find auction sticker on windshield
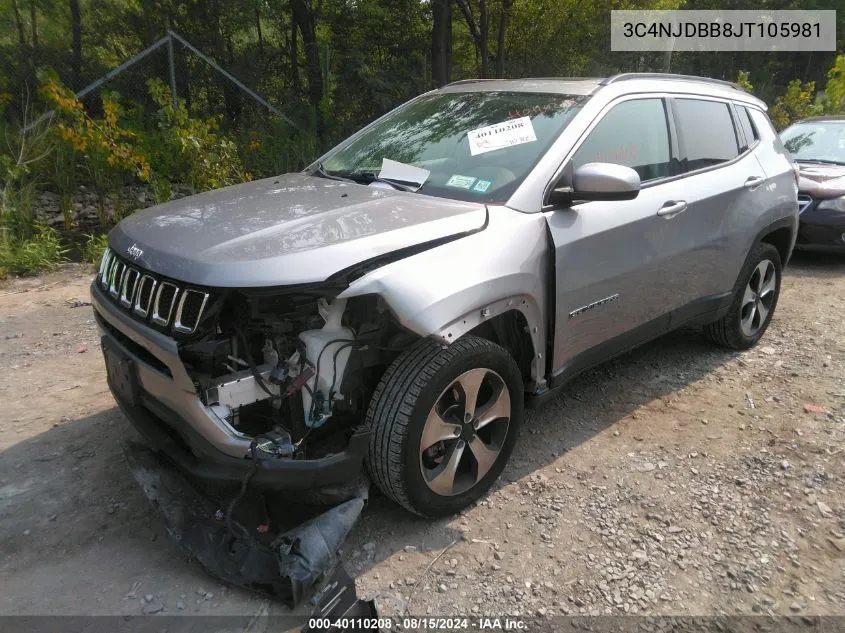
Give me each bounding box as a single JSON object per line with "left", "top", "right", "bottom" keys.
{"left": 468, "top": 116, "right": 537, "bottom": 156}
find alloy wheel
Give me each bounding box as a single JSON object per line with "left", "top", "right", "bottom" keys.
{"left": 740, "top": 259, "right": 777, "bottom": 337}
{"left": 419, "top": 368, "right": 511, "bottom": 497}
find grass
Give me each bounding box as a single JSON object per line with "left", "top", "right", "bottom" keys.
{"left": 81, "top": 232, "right": 109, "bottom": 265}
{"left": 0, "top": 225, "right": 67, "bottom": 277}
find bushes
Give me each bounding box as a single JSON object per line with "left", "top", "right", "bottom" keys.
{"left": 0, "top": 225, "right": 66, "bottom": 277}
{"left": 0, "top": 76, "right": 275, "bottom": 277}
{"left": 146, "top": 79, "right": 249, "bottom": 191}
{"left": 746, "top": 55, "right": 845, "bottom": 131}
{"left": 40, "top": 78, "right": 151, "bottom": 227}
{"left": 81, "top": 232, "right": 109, "bottom": 265}
{"left": 769, "top": 80, "right": 823, "bottom": 131}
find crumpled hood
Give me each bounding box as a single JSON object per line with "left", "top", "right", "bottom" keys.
{"left": 798, "top": 163, "right": 845, "bottom": 199}
{"left": 109, "top": 173, "right": 486, "bottom": 287}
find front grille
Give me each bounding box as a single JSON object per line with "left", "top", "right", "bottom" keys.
{"left": 798, "top": 195, "right": 813, "bottom": 213}
{"left": 97, "top": 248, "right": 213, "bottom": 336}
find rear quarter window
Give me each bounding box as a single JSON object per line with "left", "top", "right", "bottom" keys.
{"left": 736, "top": 106, "right": 759, "bottom": 150}
{"left": 674, "top": 98, "right": 740, "bottom": 171}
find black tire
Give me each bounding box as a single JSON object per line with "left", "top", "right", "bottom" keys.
{"left": 365, "top": 335, "right": 523, "bottom": 517}
{"left": 704, "top": 241, "right": 782, "bottom": 350}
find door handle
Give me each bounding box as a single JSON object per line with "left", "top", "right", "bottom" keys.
{"left": 744, "top": 176, "right": 765, "bottom": 190}
{"left": 656, "top": 200, "right": 688, "bottom": 218}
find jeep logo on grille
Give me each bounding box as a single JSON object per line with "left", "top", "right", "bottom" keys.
{"left": 127, "top": 244, "right": 144, "bottom": 260}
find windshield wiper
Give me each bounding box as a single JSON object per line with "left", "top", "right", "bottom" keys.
{"left": 795, "top": 158, "right": 845, "bottom": 166}
{"left": 311, "top": 162, "right": 357, "bottom": 183}
{"left": 312, "top": 163, "right": 421, "bottom": 192}
{"left": 345, "top": 172, "right": 421, "bottom": 192}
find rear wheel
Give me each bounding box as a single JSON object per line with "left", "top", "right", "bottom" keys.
{"left": 704, "top": 242, "right": 782, "bottom": 350}
{"left": 366, "top": 336, "right": 523, "bottom": 517}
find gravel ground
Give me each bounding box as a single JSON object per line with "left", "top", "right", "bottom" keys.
{"left": 0, "top": 252, "right": 843, "bottom": 620}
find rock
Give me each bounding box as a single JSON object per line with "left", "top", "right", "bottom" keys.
{"left": 790, "top": 601, "right": 802, "bottom": 612}
{"left": 144, "top": 594, "right": 153, "bottom": 603}
{"left": 362, "top": 541, "right": 376, "bottom": 552}
{"left": 143, "top": 601, "right": 164, "bottom": 614}
{"left": 803, "top": 403, "right": 824, "bottom": 414}
{"left": 781, "top": 461, "right": 791, "bottom": 470}
{"left": 493, "top": 551, "right": 504, "bottom": 561}
{"left": 438, "top": 584, "right": 447, "bottom": 593}
{"left": 176, "top": 601, "right": 185, "bottom": 610}
{"left": 403, "top": 545, "right": 417, "bottom": 552}
{"left": 827, "top": 537, "right": 845, "bottom": 552}
{"left": 638, "top": 463, "right": 656, "bottom": 473}
{"left": 817, "top": 501, "right": 833, "bottom": 518}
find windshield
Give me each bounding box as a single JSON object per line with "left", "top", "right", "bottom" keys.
{"left": 319, "top": 91, "right": 587, "bottom": 202}
{"left": 780, "top": 121, "right": 845, "bottom": 164}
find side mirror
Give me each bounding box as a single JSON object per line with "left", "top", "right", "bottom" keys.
{"left": 549, "top": 162, "right": 641, "bottom": 205}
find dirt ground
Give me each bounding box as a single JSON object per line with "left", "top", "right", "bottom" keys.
{"left": 1, "top": 252, "right": 843, "bottom": 621}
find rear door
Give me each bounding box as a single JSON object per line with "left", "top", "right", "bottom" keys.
{"left": 546, "top": 96, "right": 694, "bottom": 376}
{"left": 663, "top": 96, "right": 768, "bottom": 311}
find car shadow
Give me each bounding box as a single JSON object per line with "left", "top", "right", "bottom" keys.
{"left": 344, "top": 325, "right": 742, "bottom": 566}
{"left": 787, "top": 249, "right": 845, "bottom": 277}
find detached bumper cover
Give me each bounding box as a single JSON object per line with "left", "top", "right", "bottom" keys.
{"left": 124, "top": 441, "right": 373, "bottom": 610}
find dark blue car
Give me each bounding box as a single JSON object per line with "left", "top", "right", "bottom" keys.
{"left": 781, "top": 116, "right": 845, "bottom": 253}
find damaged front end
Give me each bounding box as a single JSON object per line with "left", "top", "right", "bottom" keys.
{"left": 95, "top": 265, "right": 417, "bottom": 617}
{"left": 178, "top": 283, "right": 415, "bottom": 475}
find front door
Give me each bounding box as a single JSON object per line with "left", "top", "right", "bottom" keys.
{"left": 546, "top": 96, "right": 687, "bottom": 379}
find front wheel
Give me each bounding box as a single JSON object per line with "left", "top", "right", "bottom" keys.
{"left": 704, "top": 242, "right": 782, "bottom": 350}
{"left": 365, "top": 336, "right": 523, "bottom": 517}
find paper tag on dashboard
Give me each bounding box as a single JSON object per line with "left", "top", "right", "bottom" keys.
{"left": 467, "top": 116, "right": 537, "bottom": 156}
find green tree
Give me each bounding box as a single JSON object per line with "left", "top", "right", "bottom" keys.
{"left": 769, "top": 79, "right": 822, "bottom": 130}
{"left": 821, "top": 55, "right": 845, "bottom": 114}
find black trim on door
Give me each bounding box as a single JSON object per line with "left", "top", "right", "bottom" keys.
{"left": 528, "top": 291, "right": 733, "bottom": 408}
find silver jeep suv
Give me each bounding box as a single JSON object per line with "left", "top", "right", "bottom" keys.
{"left": 92, "top": 73, "right": 798, "bottom": 517}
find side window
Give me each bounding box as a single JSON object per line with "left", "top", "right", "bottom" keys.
{"left": 571, "top": 98, "right": 673, "bottom": 182}
{"left": 736, "top": 106, "right": 759, "bottom": 150}
{"left": 674, "top": 98, "right": 740, "bottom": 171}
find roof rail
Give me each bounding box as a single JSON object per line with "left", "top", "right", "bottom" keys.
{"left": 600, "top": 73, "right": 744, "bottom": 91}
{"left": 444, "top": 78, "right": 501, "bottom": 86}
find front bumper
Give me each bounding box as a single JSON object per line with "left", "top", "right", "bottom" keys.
{"left": 91, "top": 281, "right": 368, "bottom": 491}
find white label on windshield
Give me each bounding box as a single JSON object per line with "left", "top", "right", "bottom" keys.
{"left": 446, "top": 174, "right": 476, "bottom": 189}
{"left": 467, "top": 116, "right": 537, "bottom": 156}
{"left": 378, "top": 158, "right": 431, "bottom": 188}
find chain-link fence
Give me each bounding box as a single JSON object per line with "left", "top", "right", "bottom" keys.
{"left": 34, "top": 30, "right": 317, "bottom": 178}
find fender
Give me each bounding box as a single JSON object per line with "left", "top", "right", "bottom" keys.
{"left": 338, "top": 206, "right": 550, "bottom": 388}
